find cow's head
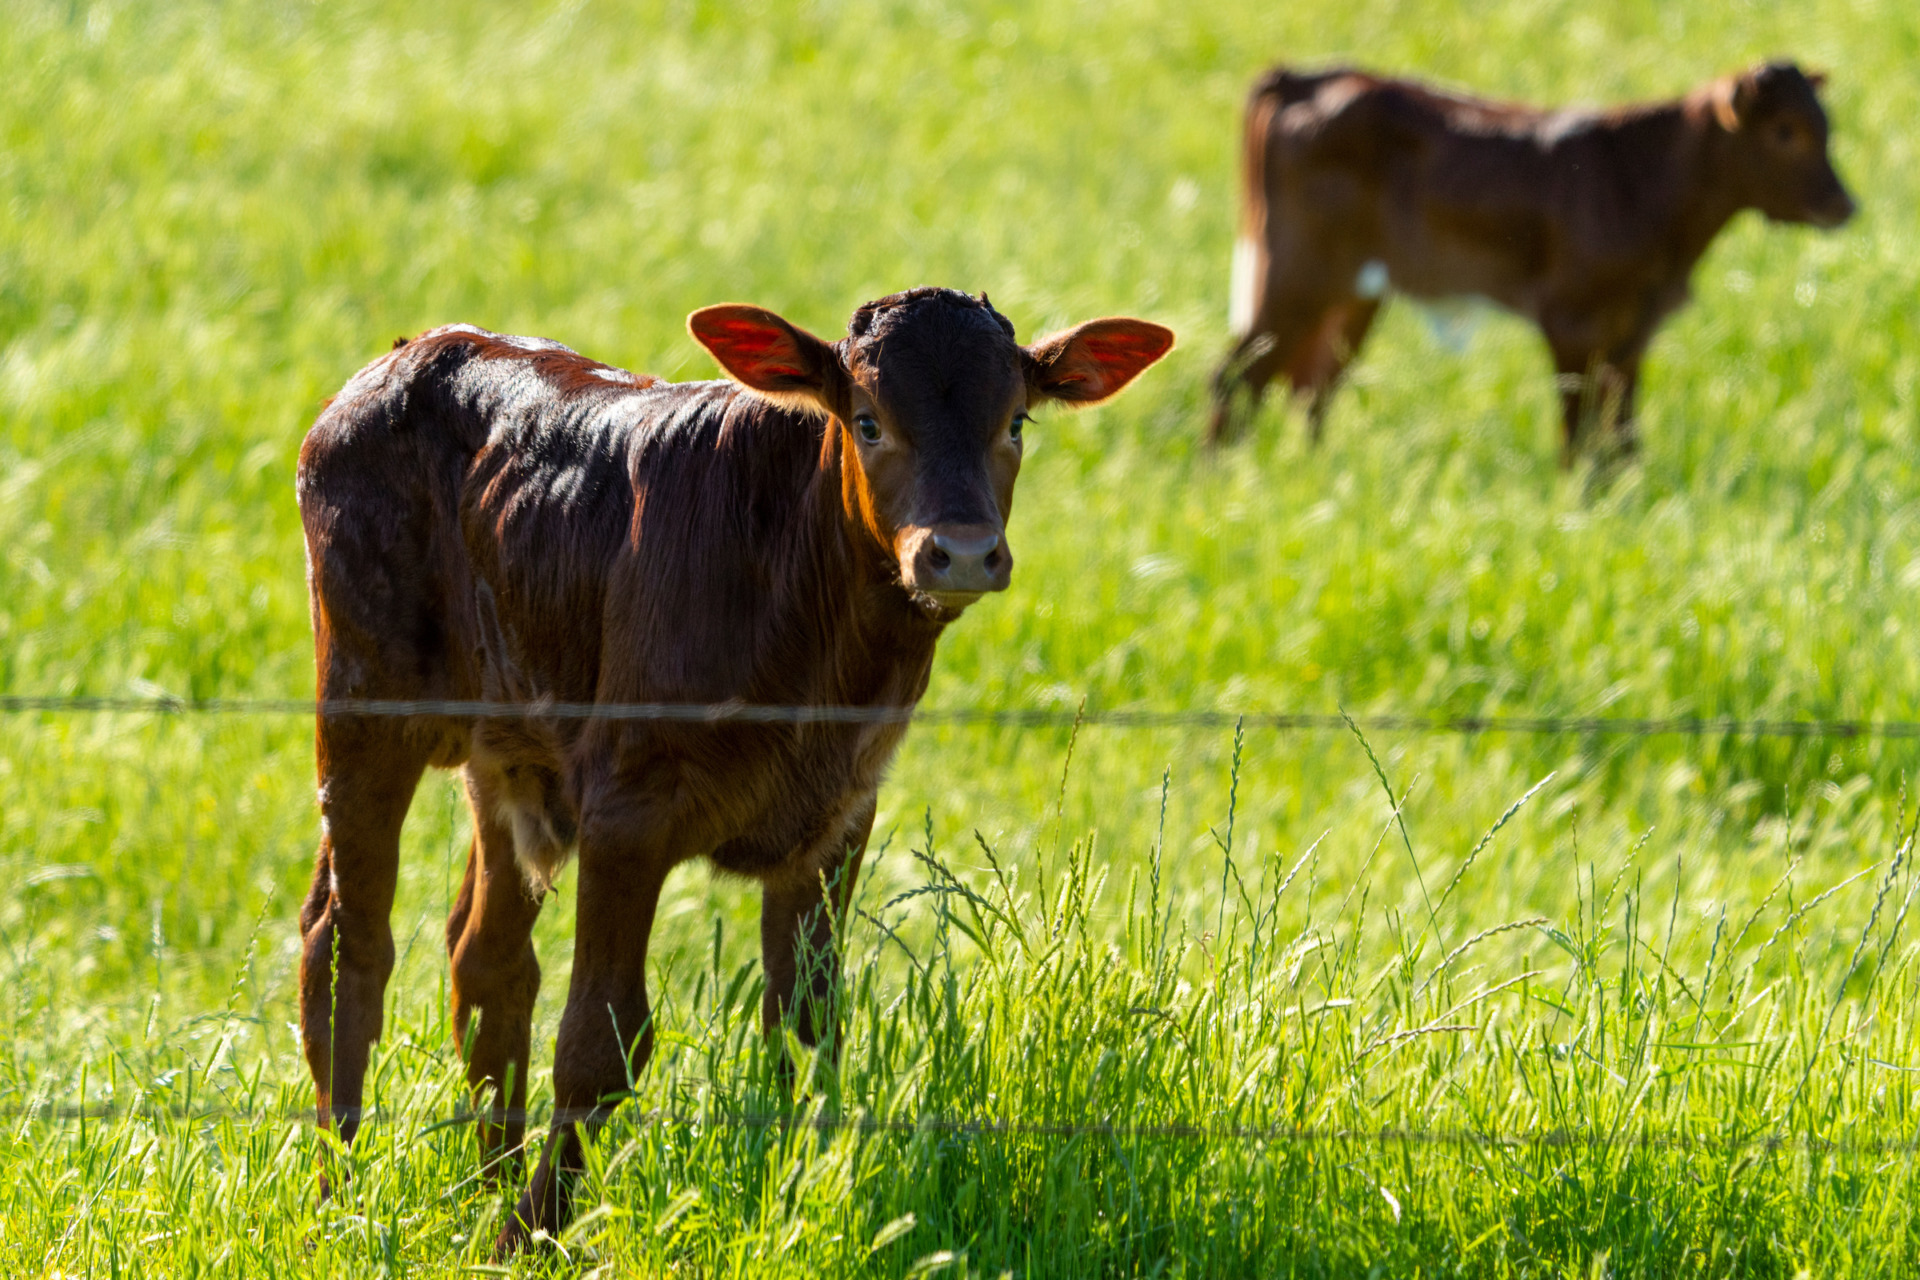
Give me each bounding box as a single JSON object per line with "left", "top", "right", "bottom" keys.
{"left": 1711, "top": 61, "right": 1855, "bottom": 229}
{"left": 690, "top": 288, "right": 1172, "bottom": 619}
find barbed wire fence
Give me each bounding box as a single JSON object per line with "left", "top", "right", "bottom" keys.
{"left": 7, "top": 692, "right": 1920, "bottom": 739}
{"left": 7, "top": 1100, "right": 1920, "bottom": 1156}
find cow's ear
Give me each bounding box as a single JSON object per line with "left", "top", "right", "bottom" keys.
{"left": 1024, "top": 318, "right": 1175, "bottom": 406}
{"left": 1712, "top": 72, "right": 1760, "bottom": 132}
{"left": 1807, "top": 68, "right": 1828, "bottom": 91}
{"left": 688, "top": 305, "right": 846, "bottom": 416}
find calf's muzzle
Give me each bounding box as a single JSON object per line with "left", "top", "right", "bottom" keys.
{"left": 1808, "top": 183, "right": 1856, "bottom": 229}
{"left": 900, "top": 523, "right": 1013, "bottom": 603}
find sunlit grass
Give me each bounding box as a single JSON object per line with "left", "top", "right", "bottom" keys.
{"left": 3, "top": 0, "right": 1920, "bottom": 1273}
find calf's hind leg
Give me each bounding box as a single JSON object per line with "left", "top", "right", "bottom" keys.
{"left": 299, "top": 718, "right": 430, "bottom": 1146}
{"left": 446, "top": 765, "right": 546, "bottom": 1176}
{"left": 1207, "top": 289, "right": 1345, "bottom": 445}
{"left": 1208, "top": 331, "right": 1278, "bottom": 445}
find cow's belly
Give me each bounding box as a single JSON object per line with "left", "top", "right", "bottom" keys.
{"left": 1384, "top": 239, "right": 1537, "bottom": 313}
{"left": 562, "top": 717, "right": 907, "bottom": 881}
{"left": 701, "top": 721, "right": 903, "bottom": 875}
{"left": 1379, "top": 198, "right": 1546, "bottom": 314}
{"left": 707, "top": 787, "right": 871, "bottom": 876}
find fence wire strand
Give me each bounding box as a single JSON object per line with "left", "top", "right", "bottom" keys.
{"left": 6, "top": 1102, "right": 1914, "bottom": 1155}
{"left": 4, "top": 693, "right": 1920, "bottom": 739}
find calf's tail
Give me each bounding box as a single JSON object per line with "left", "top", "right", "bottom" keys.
{"left": 1210, "top": 71, "right": 1308, "bottom": 443}
{"left": 1228, "top": 77, "right": 1289, "bottom": 338}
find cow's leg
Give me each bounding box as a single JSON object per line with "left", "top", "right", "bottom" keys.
{"left": 299, "top": 718, "right": 430, "bottom": 1148}
{"left": 502, "top": 817, "right": 672, "bottom": 1252}
{"left": 1590, "top": 327, "right": 1652, "bottom": 463}
{"left": 1550, "top": 350, "right": 1641, "bottom": 468}
{"left": 1543, "top": 305, "right": 1654, "bottom": 468}
{"left": 1208, "top": 331, "right": 1277, "bottom": 445}
{"left": 1543, "top": 313, "right": 1605, "bottom": 466}
{"left": 1595, "top": 357, "right": 1642, "bottom": 462}
{"left": 1207, "top": 294, "right": 1335, "bottom": 446}
{"left": 761, "top": 800, "right": 875, "bottom": 1072}
{"left": 1299, "top": 298, "right": 1382, "bottom": 444}
{"left": 446, "top": 765, "right": 545, "bottom": 1177}
{"left": 1552, "top": 358, "right": 1591, "bottom": 466}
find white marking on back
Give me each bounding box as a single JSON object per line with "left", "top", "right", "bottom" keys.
{"left": 1229, "top": 234, "right": 1262, "bottom": 336}
{"left": 494, "top": 333, "right": 567, "bottom": 353}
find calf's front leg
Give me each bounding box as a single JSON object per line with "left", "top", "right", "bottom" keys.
{"left": 1554, "top": 360, "right": 1643, "bottom": 468}
{"left": 760, "top": 800, "right": 875, "bottom": 1067}
{"left": 1543, "top": 310, "right": 1651, "bottom": 468}
{"left": 499, "top": 816, "right": 672, "bottom": 1253}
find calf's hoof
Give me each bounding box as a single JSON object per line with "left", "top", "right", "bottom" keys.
{"left": 494, "top": 1175, "right": 566, "bottom": 1257}
{"left": 493, "top": 1216, "right": 536, "bottom": 1257}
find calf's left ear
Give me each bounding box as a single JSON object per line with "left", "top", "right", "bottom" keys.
{"left": 688, "top": 305, "right": 847, "bottom": 417}
{"left": 1024, "top": 318, "right": 1176, "bottom": 406}
{"left": 1711, "top": 73, "right": 1758, "bottom": 132}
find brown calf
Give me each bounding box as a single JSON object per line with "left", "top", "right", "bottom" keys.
{"left": 295, "top": 288, "right": 1171, "bottom": 1249}
{"left": 1207, "top": 61, "right": 1854, "bottom": 461}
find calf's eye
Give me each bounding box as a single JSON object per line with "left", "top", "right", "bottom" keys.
{"left": 1010, "top": 412, "right": 1029, "bottom": 443}
{"left": 854, "top": 413, "right": 881, "bottom": 443}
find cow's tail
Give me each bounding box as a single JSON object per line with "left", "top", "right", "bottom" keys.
{"left": 1229, "top": 81, "right": 1280, "bottom": 337}
{"left": 1211, "top": 68, "right": 1350, "bottom": 443}
{"left": 1229, "top": 69, "right": 1336, "bottom": 335}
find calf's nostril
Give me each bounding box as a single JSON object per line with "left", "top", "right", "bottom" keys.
{"left": 927, "top": 545, "right": 951, "bottom": 572}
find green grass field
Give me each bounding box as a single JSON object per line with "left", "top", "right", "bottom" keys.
{"left": 5, "top": 0, "right": 1920, "bottom": 1274}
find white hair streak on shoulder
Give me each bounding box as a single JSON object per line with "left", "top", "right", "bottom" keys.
{"left": 736, "top": 385, "right": 832, "bottom": 421}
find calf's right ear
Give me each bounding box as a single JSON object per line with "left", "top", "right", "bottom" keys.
{"left": 1024, "top": 318, "right": 1176, "bottom": 407}
{"left": 688, "top": 305, "right": 847, "bottom": 418}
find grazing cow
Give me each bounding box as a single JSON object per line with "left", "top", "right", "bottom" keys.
{"left": 1207, "top": 61, "right": 1855, "bottom": 461}
{"left": 295, "top": 288, "right": 1171, "bottom": 1249}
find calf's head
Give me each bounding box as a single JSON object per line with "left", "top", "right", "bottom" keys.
{"left": 1712, "top": 61, "right": 1855, "bottom": 229}
{"left": 690, "top": 287, "right": 1172, "bottom": 617}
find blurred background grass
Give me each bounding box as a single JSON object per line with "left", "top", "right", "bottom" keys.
{"left": 3, "top": 0, "right": 1919, "bottom": 1273}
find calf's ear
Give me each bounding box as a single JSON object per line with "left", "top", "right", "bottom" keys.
{"left": 1712, "top": 71, "right": 1760, "bottom": 132}
{"left": 1024, "top": 318, "right": 1176, "bottom": 406}
{"left": 688, "top": 305, "right": 846, "bottom": 417}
